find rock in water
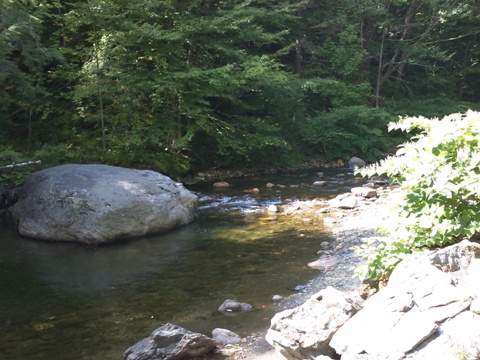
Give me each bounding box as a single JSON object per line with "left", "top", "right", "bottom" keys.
{"left": 218, "top": 299, "right": 253, "bottom": 314}
{"left": 11, "top": 164, "right": 198, "bottom": 244}
{"left": 211, "top": 328, "right": 242, "bottom": 345}
{"left": 124, "top": 323, "right": 216, "bottom": 360}
{"left": 307, "top": 255, "right": 342, "bottom": 271}
{"left": 347, "top": 156, "right": 366, "bottom": 169}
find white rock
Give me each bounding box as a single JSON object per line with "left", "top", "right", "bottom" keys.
{"left": 351, "top": 187, "right": 377, "bottom": 198}
{"left": 212, "top": 328, "right": 242, "bottom": 345}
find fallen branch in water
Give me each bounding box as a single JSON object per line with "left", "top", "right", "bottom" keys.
{"left": 0, "top": 160, "right": 41, "bottom": 171}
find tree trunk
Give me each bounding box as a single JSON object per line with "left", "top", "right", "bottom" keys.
{"left": 375, "top": 0, "right": 419, "bottom": 105}
{"left": 92, "top": 22, "right": 106, "bottom": 153}
{"left": 295, "top": 38, "right": 303, "bottom": 75}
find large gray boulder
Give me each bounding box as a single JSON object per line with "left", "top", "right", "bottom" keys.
{"left": 11, "top": 164, "right": 198, "bottom": 244}
{"left": 266, "top": 286, "right": 363, "bottom": 359}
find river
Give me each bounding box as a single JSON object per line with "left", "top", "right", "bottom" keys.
{"left": 0, "top": 168, "right": 359, "bottom": 360}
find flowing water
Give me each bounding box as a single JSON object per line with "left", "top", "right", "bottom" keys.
{"left": 0, "top": 168, "right": 359, "bottom": 360}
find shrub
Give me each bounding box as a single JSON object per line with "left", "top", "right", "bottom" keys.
{"left": 300, "top": 106, "right": 394, "bottom": 162}
{"left": 356, "top": 110, "right": 480, "bottom": 283}
{"left": 0, "top": 149, "right": 30, "bottom": 187}
{"left": 33, "top": 144, "right": 82, "bottom": 168}
{"left": 0, "top": 145, "right": 82, "bottom": 187}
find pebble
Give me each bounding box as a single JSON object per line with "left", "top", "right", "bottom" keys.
{"left": 292, "top": 285, "right": 306, "bottom": 292}
{"left": 320, "top": 241, "right": 330, "bottom": 249}
{"left": 272, "top": 295, "right": 284, "bottom": 302}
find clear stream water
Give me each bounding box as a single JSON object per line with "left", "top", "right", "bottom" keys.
{"left": 0, "top": 169, "right": 359, "bottom": 360}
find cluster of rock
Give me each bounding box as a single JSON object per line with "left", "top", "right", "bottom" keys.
{"left": 207, "top": 157, "right": 368, "bottom": 192}
{"left": 182, "top": 156, "right": 358, "bottom": 185}
{"left": 266, "top": 240, "right": 480, "bottom": 360}
{"left": 124, "top": 323, "right": 216, "bottom": 360}
{"left": 123, "top": 324, "right": 246, "bottom": 360}
{"left": 124, "top": 299, "right": 253, "bottom": 360}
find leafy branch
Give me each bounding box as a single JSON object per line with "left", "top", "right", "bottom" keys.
{"left": 356, "top": 110, "right": 480, "bottom": 283}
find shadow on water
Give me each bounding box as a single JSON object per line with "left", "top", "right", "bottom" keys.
{"left": 0, "top": 168, "right": 360, "bottom": 360}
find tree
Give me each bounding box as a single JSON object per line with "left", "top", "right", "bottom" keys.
{"left": 357, "top": 0, "right": 477, "bottom": 107}
{"left": 62, "top": 0, "right": 303, "bottom": 174}
{"left": 0, "top": 0, "right": 62, "bottom": 148}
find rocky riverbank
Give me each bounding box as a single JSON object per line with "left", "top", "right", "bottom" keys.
{"left": 181, "top": 157, "right": 346, "bottom": 185}
{"left": 215, "top": 186, "right": 390, "bottom": 359}
{"left": 222, "top": 183, "right": 480, "bottom": 360}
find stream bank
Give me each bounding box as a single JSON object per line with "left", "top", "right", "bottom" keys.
{"left": 181, "top": 157, "right": 346, "bottom": 185}
{"left": 214, "top": 186, "right": 390, "bottom": 360}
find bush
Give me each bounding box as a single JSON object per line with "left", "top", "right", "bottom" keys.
{"left": 300, "top": 106, "right": 394, "bottom": 162}
{"left": 33, "top": 144, "right": 82, "bottom": 168}
{"left": 0, "top": 149, "right": 32, "bottom": 187}
{"left": 0, "top": 145, "right": 82, "bottom": 187}
{"left": 356, "top": 110, "right": 480, "bottom": 283}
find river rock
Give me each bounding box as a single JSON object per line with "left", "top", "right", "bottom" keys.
{"left": 218, "top": 299, "right": 253, "bottom": 314}
{"left": 329, "top": 194, "right": 358, "bottom": 209}
{"left": 267, "top": 205, "right": 279, "bottom": 213}
{"left": 266, "top": 286, "right": 363, "bottom": 359}
{"left": 11, "top": 164, "right": 198, "bottom": 244}
{"left": 347, "top": 157, "right": 366, "bottom": 169}
{"left": 213, "top": 181, "right": 230, "bottom": 188}
{"left": 212, "top": 328, "right": 242, "bottom": 345}
{"left": 350, "top": 187, "right": 377, "bottom": 198}
{"left": 124, "top": 323, "right": 216, "bottom": 360}
{"left": 272, "top": 295, "right": 284, "bottom": 302}
{"left": 307, "top": 255, "right": 342, "bottom": 271}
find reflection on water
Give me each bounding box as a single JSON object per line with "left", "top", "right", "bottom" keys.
{"left": 0, "top": 169, "right": 358, "bottom": 360}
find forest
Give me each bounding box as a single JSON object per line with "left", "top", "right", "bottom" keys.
{"left": 1, "top": 0, "right": 480, "bottom": 180}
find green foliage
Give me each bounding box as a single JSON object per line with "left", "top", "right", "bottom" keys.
{"left": 385, "top": 97, "right": 480, "bottom": 119}
{"left": 0, "top": 145, "right": 81, "bottom": 187}
{"left": 300, "top": 106, "right": 394, "bottom": 161}
{"left": 357, "top": 110, "right": 480, "bottom": 282}
{"left": 33, "top": 144, "right": 81, "bottom": 168}
{"left": 0, "top": 0, "right": 64, "bottom": 140}
{"left": 1, "top": 0, "right": 479, "bottom": 178}
{"left": 302, "top": 79, "right": 370, "bottom": 111}
{"left": 60, "top": 0, "right": 304, "bottom": 174}
{"left": 0, "top": 149, "right": 36, "bottom": 187}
